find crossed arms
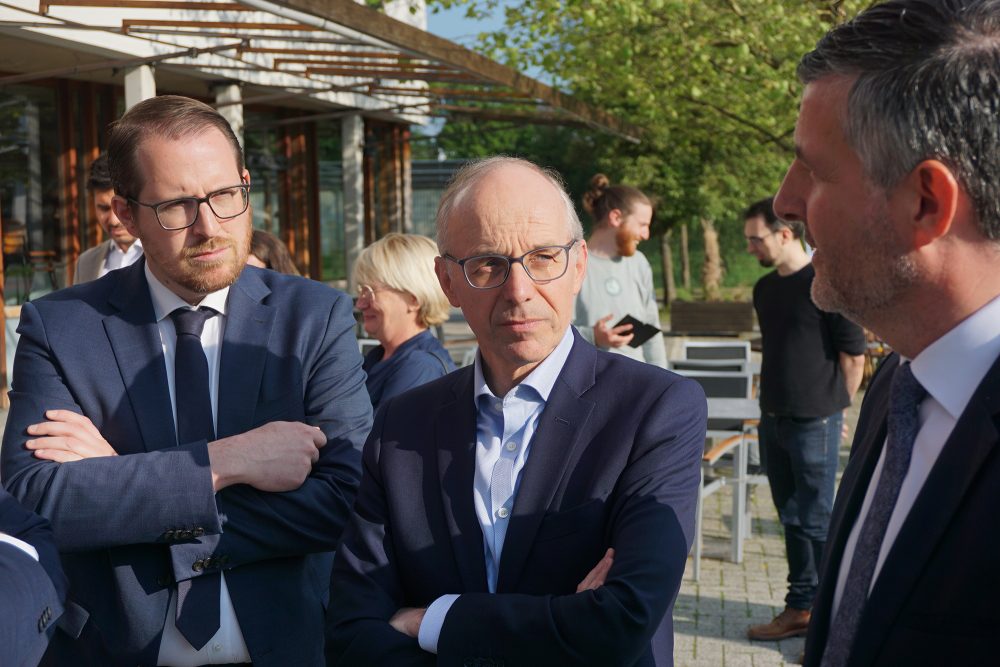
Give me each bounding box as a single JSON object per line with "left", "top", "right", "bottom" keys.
{"left": 1, "top": 294, "right": 371, "bottom": 571}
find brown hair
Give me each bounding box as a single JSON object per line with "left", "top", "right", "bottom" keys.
{"left": 581, "top": 173, "right": 651, "bottom": 226}
{"left": 251, "top": 230, "right": 300, "bottom": 276}
{"left": 107, "top": 95, "right": 244, "bottom": 200}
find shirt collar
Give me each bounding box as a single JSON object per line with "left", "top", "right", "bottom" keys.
{"left": 473, "top": 326, "right": 575, "bottom": 403}
{"left": 910, "top": 293, "right": 1000, "bottom": 419}
{"left": 108, "top": 238, "right": 143, "bottom": 256}
{"left": 144, "top": 261, "right": 231, "bottom": 323}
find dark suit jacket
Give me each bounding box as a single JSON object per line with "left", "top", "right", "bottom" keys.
{"left": 1, "top": 260, "right": 373, "bottom": 666}
{"left": 326, "top": 331, "right": 706, "bottom": 666}
{"left": 804, "top": 352, "right": 1000, "bottom": 666}
{"left": 0, "top": 489, "right": 66, "bottom": 667}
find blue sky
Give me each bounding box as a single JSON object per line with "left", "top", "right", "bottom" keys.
{"left": 426, "top": 2, "right": 508, "bottom": 45}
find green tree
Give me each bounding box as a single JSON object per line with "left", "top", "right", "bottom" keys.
{"left": 426, "top": 0, "right": 866, "bottom": 297}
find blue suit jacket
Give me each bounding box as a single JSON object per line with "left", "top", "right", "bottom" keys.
{"left": 327, "top": 331, "right": 706, "bottom": 666}
{"left": 1, "top": 260, "right": 372, "bottom": 666}
{"left": 0, "top": 489, "right": 66, "bottom": 667}
{"left": 804, "top": 353, "right": 1000, "bottom": 666}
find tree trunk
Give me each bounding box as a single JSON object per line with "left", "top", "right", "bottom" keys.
{"left": 680, "top": 222, "right": 691, "bottom": 291}
{"left": 660, "top": 229, "right": 676, "bottom": 304}
{"left": 701, "top": 217, "right": 723, "bottom": 301}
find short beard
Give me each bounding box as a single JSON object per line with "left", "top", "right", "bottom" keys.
{"left": 810, "top": 208, "right": 918, "bottom": 325}
{"left": 615, "top": 226, "right": 639, "bottom": 257}
{"left": 757, "top": 258, "right": 774, "bottom": 268}
{"left": 173, "top": 222, "right": 251, "bottom": 295}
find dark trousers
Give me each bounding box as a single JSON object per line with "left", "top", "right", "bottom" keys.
{"left": 759, "top": 412, "right": 842, "bottom": 610}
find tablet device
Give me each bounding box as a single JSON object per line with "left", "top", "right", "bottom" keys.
{"left": 613, "top": 314, "right": 661, "bottom": 348}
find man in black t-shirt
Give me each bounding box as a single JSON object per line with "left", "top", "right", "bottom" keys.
{"left": 743, "top": 197, "right": 866, "bottom": 642}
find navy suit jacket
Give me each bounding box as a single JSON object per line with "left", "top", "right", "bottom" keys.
{"left": 0, "top": 489, "right": 66, "bottom": 667}
{"left": 327, "top": 331, "right": 706, "bottom": 666}
{"left": 804, "top": 352, "right": 1000, "bottom": 666}
{"left": 1, "top": 260, "right": 372, "bottom": 666}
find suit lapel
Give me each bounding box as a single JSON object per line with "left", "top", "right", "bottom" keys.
{"left": 435, "top": 367, "right": 489, "bottom": 593}
{"left": 103, "top": 260, "right": 177, "bottom": 452}
{"left": 496, "top": 334, "right": 597, "bottom": 593}
{"left": 849, "top": 353, "right": 1000, "bottom": 666}
{"left": 216, "top": 271, "right": 275, "bottom": 438}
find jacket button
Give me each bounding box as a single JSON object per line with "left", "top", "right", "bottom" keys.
{"left": 163, "top": 530, "right": 175, "bottom": 540}
{"left": 192, "top": 559, "right": 204, "bottom": 572}
{"left": 192, "top": 527, "right": 204, "bottom": 537}
{"left": 179, "top": 529, "right": 193, "bottom": 540}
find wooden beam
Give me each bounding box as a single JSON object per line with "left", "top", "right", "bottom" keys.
{"left": 41, "top": 0, "right": 246, "bottom": 11}
{"left": 121, "top": 19, "right": 318, "bottom": 32}
{"left": 371, "top": 84, "right": 531, "bottom": 100}
{"left": 263, "top": 0, "right": 640, "bottom": 142}
{"left": 242, "top": 46, "right": 410, "bottom": 58}
{"left": 274, "top": 58, "right": 452, "bottom": 71}
{"left": 305, "top": 67, "right": 479, "bottom": 83}
{"left": 0, "top": 41, "right": 243, "bottom": 86}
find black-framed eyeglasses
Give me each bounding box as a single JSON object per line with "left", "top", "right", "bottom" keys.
{"left": 443, "top": 240, "right": 578, "bottom": 289}
{"left": 128, "top": 183, "right": 251, "bottom": 231}
{"left": 745, "top": 231, "right": 776, "bottom": 246}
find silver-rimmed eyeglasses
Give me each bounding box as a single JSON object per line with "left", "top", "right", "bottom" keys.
{"left": 128, "top": 183, "right": 251, "bottom": 231}
{"left": 443, "top": 240, "right": 578, "bottom": 289}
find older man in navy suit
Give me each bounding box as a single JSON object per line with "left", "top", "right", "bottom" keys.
{"left": 772, "top": 1, "right": 1000, "bottom": 665}
{"left": 326, "top": 157, "right": 706, "bottom": 666}
{"left": 1, "top": 95, "right": 371, "bottom": 666}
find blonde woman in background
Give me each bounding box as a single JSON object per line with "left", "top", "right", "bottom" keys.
{"left": 354, "top": 233, "right": 456, "bottom": 409}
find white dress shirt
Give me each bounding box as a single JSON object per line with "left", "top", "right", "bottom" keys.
{"left": 0, "top": 533, "right": 39, "bottom": 560}
{"left": 145, "top": 265, "right": 251, "bottom": 666}
{"left": 417, "top": 327, "right": 576, "bottom": 654}
{"left": 831, "top": 294, "right": 1000, "bottom": 617}
{"left": 99, "top": 239, "right": 143, "bottom": 277}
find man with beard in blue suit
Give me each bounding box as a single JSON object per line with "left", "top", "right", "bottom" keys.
{"left": 1, "top": 95, "right": 371, "bottom": 666}
{"left": 773, "top": 1, "right": 1000, "bottom": 664}
{"left": 327, "top": 157, "right": 706, "bottom": 666}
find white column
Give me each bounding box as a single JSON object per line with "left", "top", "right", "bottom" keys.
{"left": 123, "top": 65, "right": 156, "bottom": 110}
{"left": 213, "top": 82, "right": 244, "bottom": 149}
{"left": 342, "top": 113, "right": 365, "bottom": 289}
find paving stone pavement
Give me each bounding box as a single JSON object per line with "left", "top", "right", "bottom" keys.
{"left": 674, "top": 397, "right": 864, "bottom": 667}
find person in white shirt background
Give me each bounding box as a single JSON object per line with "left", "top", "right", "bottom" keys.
{"left": 73, "top": 152, "right": 143, "bottom": 284}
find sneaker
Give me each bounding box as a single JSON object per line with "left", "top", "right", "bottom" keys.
{"left": 746, "top": 606, "right": 810, "bottom": 641}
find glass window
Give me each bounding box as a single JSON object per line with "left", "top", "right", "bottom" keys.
{"left": 244, "top": 111, "right": 284, "bottom": 235}
{"left": 316, "top": 121, "right": 344, "bottom": 282}
{"left": 0, "top": 85, "right": 62, "bottom": 304}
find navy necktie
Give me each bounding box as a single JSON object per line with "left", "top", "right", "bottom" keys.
{"left": 170, "top": 307, "right": 220, "bottom": 650}
{"left": 822, "top": 361, "right": 926, "bottom": 667}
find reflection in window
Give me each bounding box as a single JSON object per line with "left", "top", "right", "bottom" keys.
{"left": 0, "top": 85, "right": 62, "bottom": 304}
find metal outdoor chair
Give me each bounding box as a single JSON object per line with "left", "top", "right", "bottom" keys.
{"left": 673, "top": 368, "right": 761, "bottom": 580}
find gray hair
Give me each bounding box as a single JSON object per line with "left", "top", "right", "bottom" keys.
{"left": 435, "top": 156, "right": 584, "bottom": 253}
{"left": 798, "top": 0, "right": 1000, "bottom": 240}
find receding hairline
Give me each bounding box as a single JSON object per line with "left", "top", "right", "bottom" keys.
{"left": 130, "top": 125, "right": 245, "bottom": 196}
{"left": 440, "top": 161, "right": 578, "bottom": 248}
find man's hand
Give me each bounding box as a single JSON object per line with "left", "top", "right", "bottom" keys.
{"left": 26, "top": 410, "right": 118, "bottom": 462}
{"left": 593, "top": 314, "right": 634, "bottom": 349}
{"left": 208, "top": 421, "right": 326, "bottom": 492}
{"left": 389, "top": 607, "right": 426, "bottom": 638}
{"left": 576, "top": 547, "right": 615, "bottom": 592}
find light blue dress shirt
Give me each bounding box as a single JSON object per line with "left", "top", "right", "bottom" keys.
{"left": 417, "top": 327, "right": 576, "bottom": 653}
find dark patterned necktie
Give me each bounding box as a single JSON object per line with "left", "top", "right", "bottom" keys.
{"left": 821, "top": 361, "right": 926, "bottom": 667}
{"left": 170, "top": 307, "right": 220, "bottom": 649}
